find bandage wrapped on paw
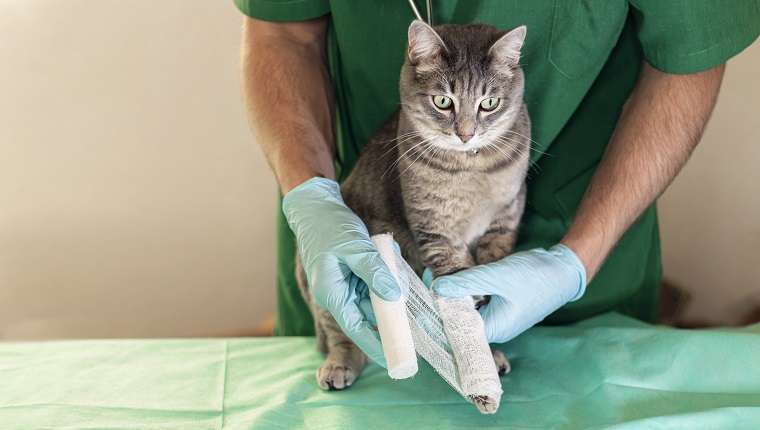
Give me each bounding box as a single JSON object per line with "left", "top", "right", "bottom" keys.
{"left": 369, "top": 234, "right": 503, "bottom": 414}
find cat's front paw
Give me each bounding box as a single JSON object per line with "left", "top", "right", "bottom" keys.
{"left": 469, "top": 395, "right": 500, "bottom": 414}
{"left": 316, "top": 359, "right": 358, "bottom": 391}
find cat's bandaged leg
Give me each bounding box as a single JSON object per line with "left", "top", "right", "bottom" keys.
{"left": 370, "top": 233, "right": 503, "bottom": 413}
{"left": 436, "top": 296, "right": 503, "bottom": 413}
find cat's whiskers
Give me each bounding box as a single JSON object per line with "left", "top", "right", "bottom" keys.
{"left": 381, "top": 137, "right": 432, "bottom": 179}
{"left": 491, "top": 136, "right": 529, "bottom": 158}
{"left": 379, "top": 131, "right": 421, "bottom": 146}
{"left": 492, "top": 137, "right": 542, "bottom": 174}
{"left": 394, "top": 139, "right": 436, "bottom": 181}
{"left": 422, "top": 144, "right": 447, "bottom": 179}
{"left": 393, "top": 140, "right": 435, "bottom": 181}
{"left": 487, "top": 141, "right": 534, "bottom": 180}
{"left": 490, "top": 135, "right": 524, "bottom": 151}
{"left": 494, "top": 134, "right": 551, "bottom": 157}
{"left": 485, "top": 141, "right": 517, "bottom": 165}
{"left": 491, "top": 138, "right": 532, "bottom": 167}
{"left": 502, "top": 130, "right": 549, "bottom": 155}
{"left": 377, "top": 132, "right": 424, "bottom": 160}
{"left": 408, "top": 138, "right": 444, "bottom": 180}
{"left": 379, "top": 133, "right": 423, "bottom": 153}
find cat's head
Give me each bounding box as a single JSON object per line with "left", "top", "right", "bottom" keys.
{"left": 400, "top": 21, "right": 527, "bottom": 153}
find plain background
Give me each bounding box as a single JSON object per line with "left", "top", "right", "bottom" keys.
{"left": 1, "top": 1, "right": 758, "bottom": 339}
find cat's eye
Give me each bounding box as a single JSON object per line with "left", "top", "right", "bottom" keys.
{"left": 433, "top": 95, "right": 452, "bottom": 109}
{"left": 480, "top": 98, "right": 500, "bottom": 111}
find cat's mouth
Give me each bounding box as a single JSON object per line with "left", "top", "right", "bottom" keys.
{"left": 434, "top": 136, "right": 485, "bottom": 152}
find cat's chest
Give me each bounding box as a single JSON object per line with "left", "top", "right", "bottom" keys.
{"left": 461, "top": 207, "right": 497, "bottom": 247}
{"left": 406, "top": 170, "right": 521, "bottom": 242}
{"left": 460, "top": 178, "right": 516, "bottom": 242}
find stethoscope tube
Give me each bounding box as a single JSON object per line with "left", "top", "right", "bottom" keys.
{"left": 406, "top": 0, "right": 433, "bottom": 26}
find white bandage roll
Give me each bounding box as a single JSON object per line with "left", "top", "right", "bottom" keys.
{"left": 370, "top": 234, "right": 418, "bottom": 380}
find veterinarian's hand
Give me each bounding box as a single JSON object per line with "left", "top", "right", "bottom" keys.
{"left": 283, "top": 177, "right": 400, "bottom": 367}
{"left": 432, "top": 245, "right": 587, "bottom": 343}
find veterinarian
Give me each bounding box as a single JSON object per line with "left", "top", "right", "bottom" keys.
{"left": 236, "top": 0, "right": 760, "bottom": 363}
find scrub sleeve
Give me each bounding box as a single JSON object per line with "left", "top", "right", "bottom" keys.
{"left": 235, "top": 0, "right": 760, "bottom": 335}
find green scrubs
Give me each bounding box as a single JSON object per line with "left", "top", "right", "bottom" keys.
{"left": 235, "top": 0, "right": 760, "bottom": 335}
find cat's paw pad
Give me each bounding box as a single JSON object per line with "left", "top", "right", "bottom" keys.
{"left": 316, "top": 360, "right": 357, "bottom": 391}
{"left": 492, "top": 349, "right": 511, "bottom": 376}
{"left": 470, "top": 395, "right": 500, "bottom": 414}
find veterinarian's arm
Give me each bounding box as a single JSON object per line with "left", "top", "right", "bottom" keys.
{"left": 241, "top": 16, "right": 400, "bottom": 366}
{"left": 562, "top": 61, "right": 725, "bottom": 280}
{"left": 241, "top": 16, "right": 335, "bottom": 194}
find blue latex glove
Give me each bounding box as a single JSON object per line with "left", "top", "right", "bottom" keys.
{"left": 431, "top": 245, "right": 587, "bottom": 344}
{"left": 282, "top": 177, "right": 400, "bottom": 367}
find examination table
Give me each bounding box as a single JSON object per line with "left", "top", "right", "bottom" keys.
{"left": 1, "top": 312, "right": 758, "bottom": 429}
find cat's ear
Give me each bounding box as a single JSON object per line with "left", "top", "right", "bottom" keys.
{"left": 489, "top": 25, "right": 526, "bottom": 66}
{"left": 407, "top": 20, "right": 446, "bottom": 63}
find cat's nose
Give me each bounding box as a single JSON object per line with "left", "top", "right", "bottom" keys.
{"left": 458, "top": 134, "right": 474, "bottom": 143}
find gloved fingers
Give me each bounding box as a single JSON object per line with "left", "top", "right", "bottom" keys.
{"left": 339, "top": 242, "right": 401, "bottom": 302}
{"left": 334, "top": 302, "right": 387, "bottom": 368}
{"left": 432, "top": 264, "right": 510, "bottom": 297}
{"left": 357, "top": 296, "right": 377, "bottom": 327}
{"left": 421, "top": 267, "right": 434, "bottom": 288}
{"left": 350, "top": 273, "right": 369, "bottom": 297}
{"left": 309, "top": 260, "right": 387, "bottom": 366}
{"left": 308, "top": 257, "right": 348, "bottom": 310}
{"left": 481, "top": 314, "right": 505, "bottom": 344}
{"left": 350, "top": 276, "right": 377, "bottom": 326}
{"left": 479, "top": 299, "right": 513, "bottom": 344}
{"left": 431, "top": 277, "right": 485, "bottom": 298}
{"left": 353, "top": 325, "right": 387, "bottom": 368}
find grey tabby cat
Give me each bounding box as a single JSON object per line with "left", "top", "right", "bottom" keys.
{"left": 296, "top": 20, "right": 530, "bottom": 409}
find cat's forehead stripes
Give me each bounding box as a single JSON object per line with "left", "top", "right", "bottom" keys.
{"left": 429, "top": 65, "right": 496, "bottom": 106}
{"left": 421, "top": 46, "right": 510, "bottom": 102}
{"left": 434, "top": 24, "right": 515, "bottom": 96}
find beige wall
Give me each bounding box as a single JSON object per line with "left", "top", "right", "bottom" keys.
{"left": 0, "top": 1, "right": 278, "bottom": 339}
{"left": 1, "top": 2, "right": 758, "bottom": 339}
{"left": 659, "top": 40, "right": 760, "bottom": 325}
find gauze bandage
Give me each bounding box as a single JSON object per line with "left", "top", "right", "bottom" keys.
{"left": 370, "top": 234, "right": 502, "bottom": 412}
